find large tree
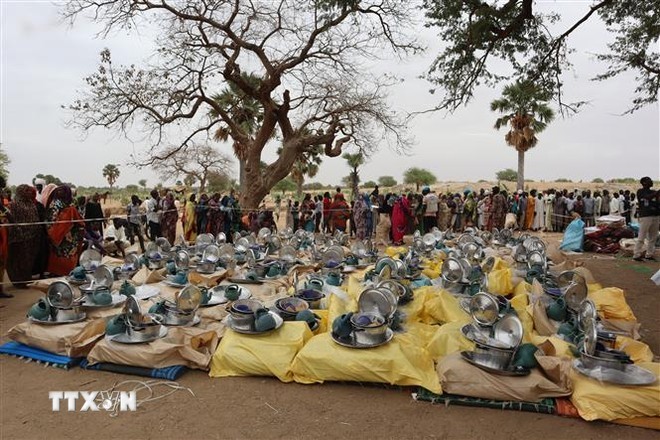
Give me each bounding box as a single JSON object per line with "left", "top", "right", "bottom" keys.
{"left": 151, "top": 143, "right": 233, "bottom": 194}
{"left": 422, "top": 1, "right": 659, "bottom": 114}
{"left": 378, "top": 175, "right": 397, "bottom": 187}
{"left": 403, "top": 167, "right": 436, "bottom": 191}
{"left": 102, "top": 164, "right": 120, "bottom": 188}
{"left": 63, "top": 1, "right": 416, "bottom": 209}
{"left": 491, "top": 80, "right": 555, "bottom": 191}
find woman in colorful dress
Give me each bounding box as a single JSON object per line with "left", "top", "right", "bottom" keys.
{"left": 330, "top": 194, "right": 350, "bottom": 232}
{"left": 524, "top": 190, "right": 536, "bottom": 230}
{"left": 391, "top": 194, "right": 411, "bottom": 245}
{"left": 45, "top": 185, "right": 84, "bottom": 276}
{"left": 352, "top": 194, "right": 369, "bottom": 240}
{"left": 160, "top": 192, "right": 178, "bottom": 245}
{"left": 207, "top": 193, "right": 224, "bottom": 236}
{"left": 7, "top": 185, "right": 42, "bottom": 287}
{"left": 182, "top": 193, "right": 197, "bottom": 241}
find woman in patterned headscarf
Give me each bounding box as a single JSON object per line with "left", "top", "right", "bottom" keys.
{"left": 7, "top": 185, "right": 42, "bottom": 287}
{"left": 0, "top": 176, "right": 10, "bottom": 298}
{"left": 46, "top": 185, "right": 85, "bottom": 276}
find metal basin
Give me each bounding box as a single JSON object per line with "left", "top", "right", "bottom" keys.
{"left": 472, "top": 344, "right": 515, "bottom": 370}
{"left": 295, "top": 289, "right": 325, "bottom": 309}
{"left": 350, "top": 312, "right": 388, "bottom": 345}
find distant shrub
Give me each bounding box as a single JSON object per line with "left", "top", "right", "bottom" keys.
{"left": 555, "top": 178, "right": 573, "bottom": 183}
{"left": 591, "top": 178, "right": 604, "bottom": 183}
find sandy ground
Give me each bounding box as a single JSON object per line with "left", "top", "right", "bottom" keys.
{"left": 1, "top": 234, "right": 659, "bottom": 440}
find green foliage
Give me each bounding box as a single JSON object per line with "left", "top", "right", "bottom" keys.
{"left": 403, "top": 167, "right": 437, "bottom": 190}
{"left": 138, "top": 179, "right": 147, "bottom": 188}
{"left": 496, "top": 169, "right": 518, "bottom": 182}
{"left": 102, "top": 164, "right": 120, "bottom": 188}
{"left": 555, "top": 178, "right": 573, "bottom": 183}
{"left": 273, "top": 177, "right": 297, "bottom": 194}
{"left": 33, "top": 173, "right": 62, "bottom": 185}
{"left": 362, "top": 181, "right": 377, "bottom": 188}
{"left": 343, "top": 152, "right": 365, "bottom": 193}
{"left": 206, "top": 171, "right": 233, "bottom": 194}
{"left": 608, "top": 177, "right": 637, "bottom": 184}
{"left": 591, "top": 177, "right": 605, "bottom": 183}
{"left": 303, "top": 182, "right": 326, "bottom": 191}
{"left": 0, "top": 145, "right": 10, "bottom": 180}
{"left": 422, "top": 1, "right": 657, "bottom": 113}
{"left": 125, "top": 184, "right": 138, "bottom": 192}
{"left": 378, "top": 176, "right": 397, "bottom": 187}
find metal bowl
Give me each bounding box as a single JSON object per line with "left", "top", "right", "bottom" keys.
{"left": 295, "top": 289, "right": 325, "bottom": 309}
{"left": 202, "top": 244, "right": 221, "bottom": 263}
{"left": 126, "top": 313, "right": 163, "bottom": 339}
{"left": 279, "top": 245, "right": 297, "bottom": 263}
{"left": 175, "top": 250, "right": 190, "bottom": 271}
{"left": 578, "top": 299, "right": 597, "bottom": 331}
{"left": 155, "top": 237, "right": 172, "bottom": 253}
{"left": 123, "top": 295, "right": 143, "bottom": 327}
{"left": 51, "top": 305, "right": 85, "bottom": 321}
{"left": 274, "top": 297, "right": 309, "bottom": 321}
{"left": 228, "top": 299, "right": 263, "bottom": 330}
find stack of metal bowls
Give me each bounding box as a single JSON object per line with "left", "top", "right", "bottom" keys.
{"left": 227, "top": 299, "right": 264, "bottom": 331}
{"left": 460, "top": 292, "right": 525, "bottom": 373}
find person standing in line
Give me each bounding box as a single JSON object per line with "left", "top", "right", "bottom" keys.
{"left": 630, "top": 193, "right": 638, "bottom": 222}
{"left": 421, "top": 186, "right": 439, "bottom": 233}
{"left": 533, "top": 191, "right": 544, "bottom": 231}
{"left": 593, "top": 191, "right": 602, "bottom": 219}
{"left": 146, "top": 189, "right": 162, "bottom": 240}
{"left": 127, "top": 195, "right": 146, "bottom": 252}
{"left": 314, "top": 195, "right": 323, "bottom": 233}
{"left": 609, "top": 192, "right": 621, "bottom": 215}
{"left": 491, "top": 187, "right": 507, "bottom": 230}
{"left": 633, "top": 177, "right": 659, "bottom": 262}
{"left": 524, "top": 191, "right": 535, "bottom": 230}
{"left": 601, "top": 190, "right": 611, "bottom": 216}
{"left": 7, "top": 185, "right": 42, "bottom": 288}
{"left": 583, "top": 191, "right": 595, "bottom": 227}
{"left": 322, "top": 192, "right": 332, "bottom": 233}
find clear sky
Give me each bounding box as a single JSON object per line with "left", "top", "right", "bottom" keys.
{"left": 1, "top": 1, "right": 658, "bottom": 189}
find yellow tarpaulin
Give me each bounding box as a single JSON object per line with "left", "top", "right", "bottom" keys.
{"left": 291, "top": 333, "right": 442, "bottom": 394}
{"left": 209, "top": 322, "right": 313, "bottom": 382}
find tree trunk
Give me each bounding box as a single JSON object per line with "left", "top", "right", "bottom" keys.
{"left": 517, "top": 149, "right": 525, "bottom": 191}
{"left": 296, "top": 179, "right": 303, "bottom": 200}
{"left": 238, "top": 160, "right": 246, "bottom": 196}
{"left": 199, "top": 177, "right": 206, "bottom": 194}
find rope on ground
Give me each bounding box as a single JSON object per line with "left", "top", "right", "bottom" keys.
{"left": 102, "top": 379, "right": 195, "bottom": 417}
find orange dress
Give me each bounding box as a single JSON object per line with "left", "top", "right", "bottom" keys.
{"left": 47, "top": 206, "right": 84, "bottom": 276}
{"left": 524, "top": 196, "right": 536, "bottom": 230}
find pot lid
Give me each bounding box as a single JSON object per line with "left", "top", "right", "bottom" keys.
{"left": 47, "top": 281, "right": 74, "bottom": 308}
{"left": 155, "top": 237, "right": 171, "bottom": 253}
{"left": 176, "top": 285, "right": 201, "bottom": 313}
{"left": 493, "top": 314, "right": 523, "bottom": 348}
{"left": 123, "top": 295, "right": 142, "bottom": 327}
{"left": 175, "top": 250, "right": 190, "bottom": 270}
{"left": 215, "top": 232, "right": 227, "bottom": 245}
{"left": 578, "top": 299, "right": 598, "bottom": 331}
{"left": 79, "top": 248, "right": 102, "bottom": 269}
{"left": 358, "top": 288, "right": 395, "bottom": 319}
{"left": 202, "top": 244, "right": 220, "bottom": 263}
{"left": 469, "top": 292, "right": 499, "bottom": 326}
{"left": 93, "top": 265, "right": 114, "bottom": 288}
{"left": 441, "top": 257, "right": 464, "bottom": 283}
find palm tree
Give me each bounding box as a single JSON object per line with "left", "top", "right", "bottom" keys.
{"left": 290, "top": 146, "right": 323, "bottom": 199}
{"left": 490, "top": 80, "right": 555, "bottom": 191}
{"left": 343, "top": 152, "right": 365, "bottom": 199}
{"left": 102, "top": 164, "right": 120, "bottom": 189}
{"left": 209, "top": 73, "right": 263, "bottom": 194}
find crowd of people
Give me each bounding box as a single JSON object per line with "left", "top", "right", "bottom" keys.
{"left": 0, "top": 175, "right": 657, "bottom": 299}
{"left": 283, "top": 180, "right": 659, "bottom": 257}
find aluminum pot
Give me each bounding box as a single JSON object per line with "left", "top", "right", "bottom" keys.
{"left": 51, "top": 305, "right": 85, "bottom": 322}
{"left": 227, "top": 299, "right": 263, "bottom": 330}
{"left": 472, "top": 344, "right": 515, "bottom": 370}
{"left": 127, "top": 313, "right": 163, "bottom": 340}
{"left": 350, "top": 312, "right": 388, "bottom": 345}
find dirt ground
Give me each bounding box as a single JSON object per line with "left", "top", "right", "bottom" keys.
{"left": 1, "top": 234, "right": 659, "bottom": 440}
